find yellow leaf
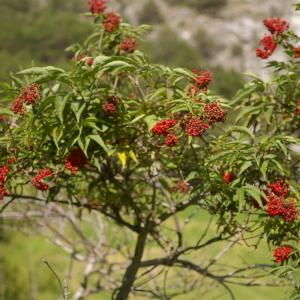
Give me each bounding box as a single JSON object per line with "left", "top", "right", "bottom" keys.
{"left": 128, "top": 150, "right": 138, "bottom": 163}
{"left": 118, "top": 152, "right": 127, "bottom": 168}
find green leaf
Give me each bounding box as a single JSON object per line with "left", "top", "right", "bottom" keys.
{"left": 236, "top": 188, "right": 245, "bottom": 210}
{"left": 144, "top": 114, "right": 157, "bottom": 130}
{"left": 17, "top": 67, "right": 48, "bottom": 75}
{"left": 235, "top": 106, "right": 262, "bottom": 124}
{"left": 231, "top": 83, "right": 262, "bottom": 105}
{"left": 243, "top": 184, "right": 263, "bottom": 208}
{"left": 130, "top": 114, "right": 145, "bottom": 124}
{"left": 238, "top": 161, "right": 253, "bottom": 176}
{"left": 229, "top": 126, "right": 255, "bottom": 140}
{"left": 89, "top": 134, "right": 109, "bottom": 154}
{"left": 0, "top": 107, "right": 14, "bottom": 116}
{"left": 55, "top": 96, "right": 68, "bottom": 124}
{"left": 173, "top": 68, "right": 195, "bottom": 79}
{"left": 51, "top": 127, "right": 63, "bottom": 150}
{"left": 71, "top": 101, "right": 86, "bottom": 123}
{"left": 102, "top": 61, "right": 135, "bottom": 70}
{"left": 260, "top": 160, "right": 269, "bottom": 180}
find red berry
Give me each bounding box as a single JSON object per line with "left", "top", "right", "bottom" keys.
{"left": 223, "top": 172, "right": 234, "bottom": 184}
{"left": 86, "top": 57, "right": 94, "bottom": 66}
{"left": 88, "top": 0, "right": 106, "bottom": 14}
{"left": 0, "top": 165, "right": 9, "bottom": 186}
{"left": 204, "top": 102, "right": 226, "bottom": 124}
{"left": 164, "top": 133, "right": 179, "bottom": 147}
{"left": 186, "top": 117, "right": 209, "bottom": 137}
{"left": 294, "top": 47, "right": 300, "bottom": 59}
{"left": 7, "top": 156, "right": 16, "bottom": 165}
{"left": 103, "top": 12, "right": 121, "bottom": 32}
{"left": 65, "top": 148, "right": 88, "bottom": 174}
{"left": 119, "top": 37, "right": 137, "bottom": 53}
{"left": 268, "top": 178, "right": 289, "bottom": 197}
{"left": 103, "top": 102, "right": 117, "bottom": 114}
{"left": 21, "top": 83, "right": 40, "bottom": 105}
{"left": 152, "top": 119, "right": 177, "bottom": 136}
{"left": 282, "top": 200, "right": 298, "bottom": 223}
{"left": 256, "top": 35, "right": 277, "bottom": 59}
{"left": 11, "top": 97, "right": 26, "bottom": 115}
{"left": 193, "top": 69, "right": 213, "bottom": 88}
{"left": 32, "top": 168, "right": 53, "bottom": 191}
{"left": 175, "top": 180, "right": 190, "bottom": 193}
{"left": 266, "top": 193, "right": 285, "bottom": 217}
{"left": 273, "top": 246, "right": 293, "bottom": 263}
{"left": 263, "top": 17, "right": 289, "bottom": 35}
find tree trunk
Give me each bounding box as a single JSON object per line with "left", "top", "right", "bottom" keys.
{"left": 115, "top": 226, "right": 148, "bottom": 300}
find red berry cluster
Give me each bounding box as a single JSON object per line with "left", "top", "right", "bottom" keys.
{"left": 11, "top": 84, "right": 40, "bottom": 115}
{"left": 266, "top": 179, "right": 298, "bottom": 222}
{"left": 152, "top": 119, "right": 177, "bottom": 135}
{"left": 11, "top": 97, "right": 26, "bottom": 115}
{"left": 283, "top": 201, "right": 299, "bottom": 223}
{"left": 266, "top": 193, "right": 285, "bottom": 216}
{"left": 193, "top": 69, "right": 213, "bottom": 87}
{"left": 273, "top": 245, "right": 293, "bottom": 263}
{"left": 103, "top": 96, "right": 119, "bottom": 115}
{"left": 0, "top": 115, "right": 5, "bottom": 122}
{"left": 86, "top": 57, "right": 94, "bottom": 66}
{"left": 88, "top": 0, "right": 106, "bottom": 14}
{"left": 152, "top": 100, "right": 226, "bottom": 147}
{"left": 174, "top": 180, "right": 191, "bottom": 193}
{"left": 256, "top": 17, "right": 289, "bottom": 59}
{"left": 263, "top": 17, "right": 289, "bottom": 35}
{"left": 294, "top": 47, "right": 300, "bottom": 59}
{"left": 0, "top": 165, "right": 9, "bottom": 201}
{"left": 194, "top": 69, "right": 213, "bottom": 90}
{"left": 152, "top": 119, "right": 178, "bottom": 147}
{"left": 65, "top": 148, "right": 88, "bottom": 174}
{"left": 256, "top": 35, "right": 277, "bottom": 59}
{"left": 204, "top": 102, "right": 226, "bottom": 124}
{"left": 103, "top": 102, "right": 117, "bottom": 114}
{"left": 21, "top": 83, "right": 40, "bottom": 105}
{"left": 187, "top": 69, "right": 213, "bottom": 97}
{"left": 186, "top": 117, "right": 209, "bottom": 137}
{"left": 268, "top": 178, "right": 289, "bottom": 197}
{"left": 164, "top": 133, "right": 179, "bottom": 147}
{"left": 223, "top": 171, "right": 234, "bottom": 184}
{"left": 7, "top": 156, "right": 16, "bottom": 165}
{"left": 119, "top": 37, "right": 137, "bottom": 53}
{"left": 32, "top": 168, "right": 53, "bottom": 191}
{"left": 296, "top": 100, "right": 300, "bottom": 115}
{"left": 103, "top": 12, "right": 121, "bottom": 32}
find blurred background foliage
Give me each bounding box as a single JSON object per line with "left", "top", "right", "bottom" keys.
{"left": 0, "top": 0, "right": 243, "bottom": 98}
{"left": 165, "top": 0, "right": 228, "bottom": 15}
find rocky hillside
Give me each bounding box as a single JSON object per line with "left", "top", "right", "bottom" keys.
{"left": 112, "top": 0, "right": 300, "bottom": 76}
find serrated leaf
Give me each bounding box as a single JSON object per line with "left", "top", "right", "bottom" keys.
{"left": 243, "top": 184, "right": 263, "bottom": 208}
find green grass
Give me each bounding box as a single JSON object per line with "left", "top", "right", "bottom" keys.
{"left": 0, "top": 207, "right": 292, "bottom": 300}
